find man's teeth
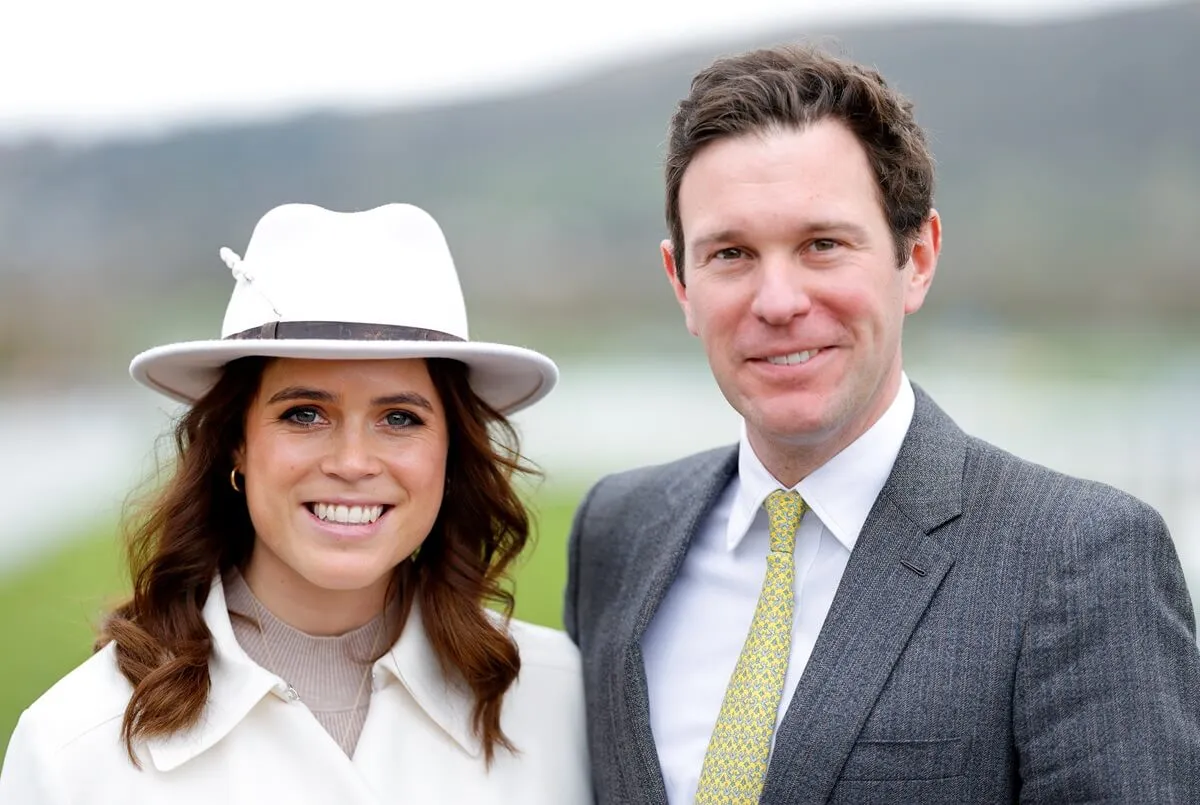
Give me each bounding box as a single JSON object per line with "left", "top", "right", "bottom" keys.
{"left": 312, "top": 503, "right": 385, "bottom": 525}
{"left": 766, "top": 350, "right": 818, "bottom": 366}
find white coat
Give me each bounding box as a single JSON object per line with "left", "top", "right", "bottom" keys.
{"left": 0, "top": 577, "right": 592, "bottom": 804}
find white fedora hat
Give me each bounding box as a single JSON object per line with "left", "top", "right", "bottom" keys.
{"left": 130, "top": 202, "right": 558, "bottom": 414}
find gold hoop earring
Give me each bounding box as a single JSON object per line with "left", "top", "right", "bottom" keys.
{"left": 230, "top": 468, "right": 243, "bottom": 493}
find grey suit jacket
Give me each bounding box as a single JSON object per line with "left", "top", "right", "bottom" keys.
{"left": 564, "top": 386, "right": 1200, "bottom": 803}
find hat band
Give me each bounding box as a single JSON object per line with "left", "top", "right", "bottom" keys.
{"left": 227, "top": 321, "right": 466, "bottom": 342}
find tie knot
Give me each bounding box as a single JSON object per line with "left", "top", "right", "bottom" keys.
{"left": 764, "top": 489, "right": 805, "bottom": 553}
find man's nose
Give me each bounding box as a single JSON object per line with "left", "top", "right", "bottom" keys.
{"left": 749, "top": 256, "right": 813, "bottom": 325}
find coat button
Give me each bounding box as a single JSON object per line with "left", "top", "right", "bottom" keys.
{"left": 284, "top": 686, "right": 300, "bottom": 702}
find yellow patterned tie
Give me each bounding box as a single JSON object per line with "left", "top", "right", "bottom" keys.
{"left": 694, "top": 489, "right": 806, "bottom": 804}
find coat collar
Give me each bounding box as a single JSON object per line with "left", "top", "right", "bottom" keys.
{"left": 882, "top": 382, "right": 967, "bottom": 533}
{"left": 146, "top": 578, "right": 482, "bottom": 771}
{"left": 145, "top": 576, "right": 280, "bottom": 771}
{"left": 373, "top": 599, "right": 484, "bottom": 758}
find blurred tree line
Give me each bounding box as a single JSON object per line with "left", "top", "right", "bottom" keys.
{"left": 0, "top": 3, "right": 1197, "bottom": 384}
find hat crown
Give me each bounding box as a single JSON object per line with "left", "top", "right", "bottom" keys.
{"left": 219, "top": 203, "right": 469, "bottom": 339}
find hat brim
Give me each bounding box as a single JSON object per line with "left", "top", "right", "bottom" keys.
{"left": 130, "top": 338, "right": 558, "bottom": 414}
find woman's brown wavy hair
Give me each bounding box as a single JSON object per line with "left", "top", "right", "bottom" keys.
{"left": 98, "top": 356, "right": 535, "bottom": 765}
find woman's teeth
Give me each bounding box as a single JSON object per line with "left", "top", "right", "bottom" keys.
{"left": 311, "top": 503, "right": 384, "bottom": 524}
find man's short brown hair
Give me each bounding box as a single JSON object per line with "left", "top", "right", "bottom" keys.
{"left": 665, "top": 44, "right": 935, "bottom": 280}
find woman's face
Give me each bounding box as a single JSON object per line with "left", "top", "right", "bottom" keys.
{"left": 236, "top": 358, "right": 449, "bottom": 616}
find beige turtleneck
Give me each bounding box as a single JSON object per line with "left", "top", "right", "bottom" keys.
{"left": 223, "top": 570, "right": 386, "bottom": 756}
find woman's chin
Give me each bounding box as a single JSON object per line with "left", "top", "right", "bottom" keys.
{"left": 298, "top": 558, "right": 399, "bottom": 595}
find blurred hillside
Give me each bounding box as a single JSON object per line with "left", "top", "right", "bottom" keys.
{"left": 0, "top": 3, "right": 1197, "bottom": 384}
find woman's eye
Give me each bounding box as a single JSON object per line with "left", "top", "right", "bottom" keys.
{"left": 385, "top": 411, "right": 420, "bottom": 428}
{"left": 283, "top": 407, "right": 321, "bottom": 425}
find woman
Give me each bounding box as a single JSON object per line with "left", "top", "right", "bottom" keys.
{"left": 0, "top": 203, "right": 591, "bottom": 803}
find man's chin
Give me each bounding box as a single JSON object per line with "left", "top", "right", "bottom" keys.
{"left": 746, "top": 408, "right": 837, "bottom": 448}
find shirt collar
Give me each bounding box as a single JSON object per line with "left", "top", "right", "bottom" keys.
{"left": 725, "top": 373, "right": 916, "bottom": 552}
{"left": 146, "top": 579, "right": 484, "bottom": 771}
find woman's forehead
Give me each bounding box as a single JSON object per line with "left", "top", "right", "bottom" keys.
{"left": 256, "top": 357, "right": 438, "bottom": 400}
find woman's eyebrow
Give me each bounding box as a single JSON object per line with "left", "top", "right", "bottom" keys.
{"left": 266, "top": 386, "right": 336, "bottom": 405}
{"left": 372, "top": 392, "right": 434, "bottom": 411}
{"left": 264, "top": 388, "right": 433, "bottom": 411}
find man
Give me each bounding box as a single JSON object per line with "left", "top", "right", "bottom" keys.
{"left": 563, "top": 45, "right": 1200, "bottom": 803}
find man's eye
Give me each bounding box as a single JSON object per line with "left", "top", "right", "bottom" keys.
{"left": 812, "top": 239, "right": 839, "bottom": 252}
{"left": 714, "top": 248, "right": 745, "bottom": 261}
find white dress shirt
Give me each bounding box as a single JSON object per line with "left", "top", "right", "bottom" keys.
{"left": 642, "top": 375, "right": 915, "bottom": 803}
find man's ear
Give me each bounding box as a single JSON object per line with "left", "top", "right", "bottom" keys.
{"left": 662, "top": 240, "right": 698, "bottom": 336}
{"left": 903, "top": 210, "right": 941, "bottom": 315}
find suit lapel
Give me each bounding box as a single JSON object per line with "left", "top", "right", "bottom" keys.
{"left": 627, "top": 447, "right": 739, "bottom": 644}
{"left": 616, "top": 446, "right": 738, "bottom": 804}
{"left": 762, "top": 387, "right": 968, "bottom": 803}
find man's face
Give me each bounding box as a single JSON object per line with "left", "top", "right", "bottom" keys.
{"left": 664, "top": 120, "right": 939, "bottom": 476}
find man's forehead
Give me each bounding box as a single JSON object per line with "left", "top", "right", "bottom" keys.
{"left": 677, "top": 126, "right": 884, "bottom": 241}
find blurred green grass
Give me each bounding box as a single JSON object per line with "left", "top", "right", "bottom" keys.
{"left": 0, "top": 485, "right": 584, "bottom": 762}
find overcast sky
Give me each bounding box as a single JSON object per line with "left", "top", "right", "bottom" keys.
{"left": 0, "top": 0, "right": 1174, "bottom": 142}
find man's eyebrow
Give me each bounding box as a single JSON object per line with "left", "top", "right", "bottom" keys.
{"left": 690, "top": 229, "right": 744, "bottom": 254}
{"left": 800, "top": 221, "right": 871, "bottom": 240}
{"left": 690, "top": 221, "right": 871, "bottom": 253}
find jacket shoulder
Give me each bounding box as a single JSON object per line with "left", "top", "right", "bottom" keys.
{"left": 19, "top": 643, "right": 130, "bottom": 752}
{"left": 583, "top": 444, "right": 736, "bottom": 510}
{"left": 908, "top": 385, "right": 1163, "bottom": 528}
{"left": 963, "top": 433, "right": 1164, "bottom": 524}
